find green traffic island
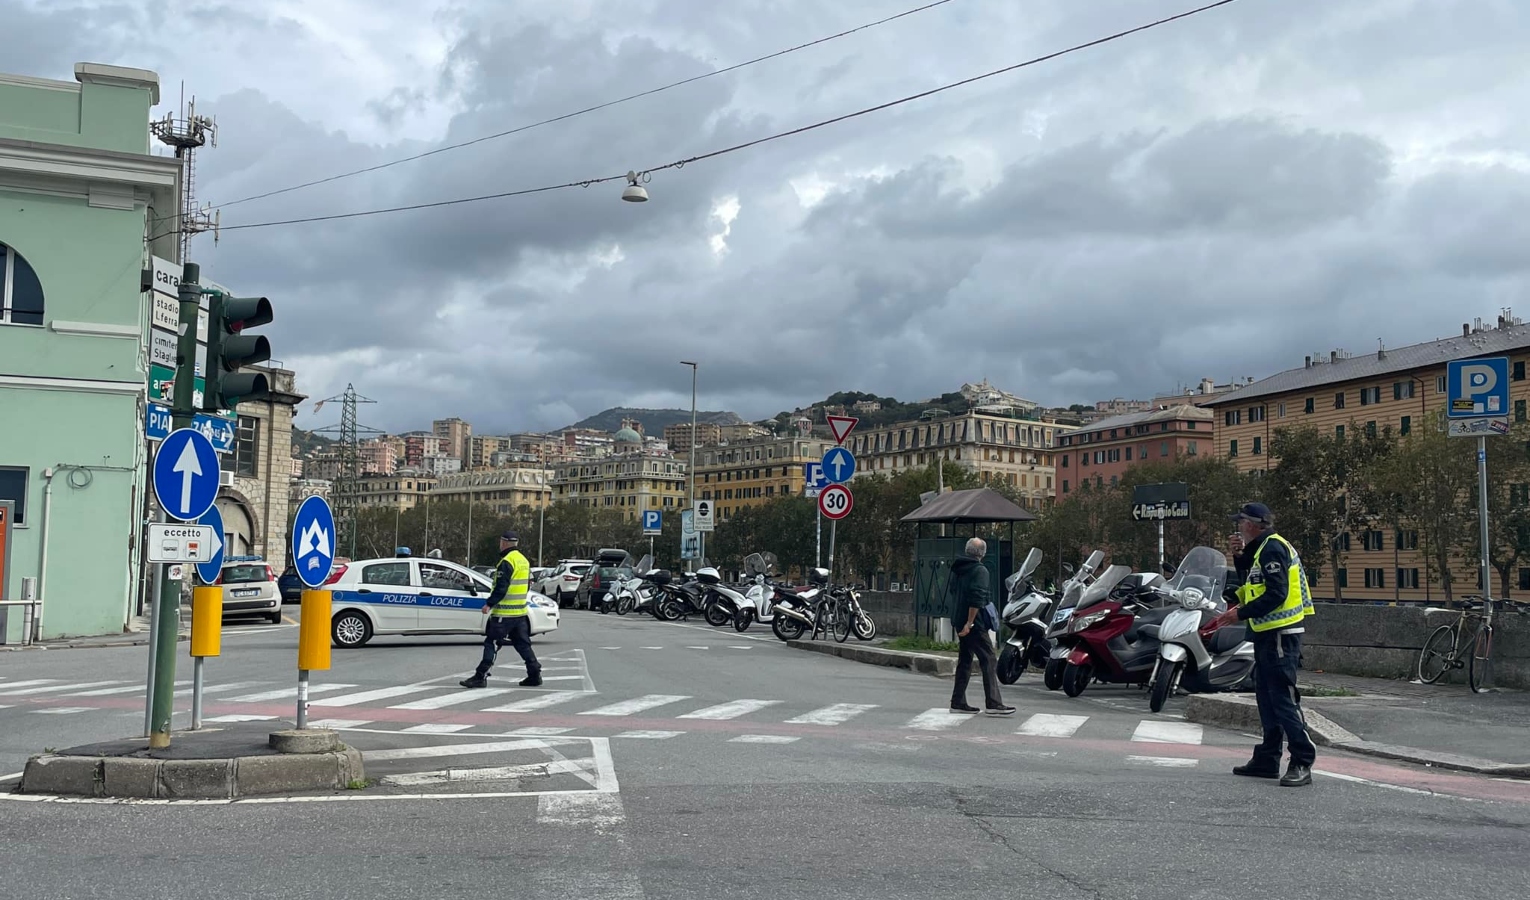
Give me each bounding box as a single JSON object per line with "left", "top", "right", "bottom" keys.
{"left": 786, "top": 634, "right": 958, "bottom": 676}
{"left": 13, "top": 723, "right": 364, "bottom": 800}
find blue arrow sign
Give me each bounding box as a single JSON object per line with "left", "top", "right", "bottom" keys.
{"left": 1447, "top": 357, "right": 1510, "bottom": 419}
{"left": 804, "top": 462, "right": 828, "bottom": 496}
{"left": 196, "top": 505, "right": 226, "bottom": 584}
{"left": 292, "top": 495, "right": 336, "bottom": 589}
{"left": 642, "top": 510, "right": 662, "bottom": 535}
{"left": 146, "top": 403, "right": 236, "bottom": 453}
{"left": 153, "top": 428, "right": 221, "bottom": 521}
{"left": 821, "top": 447, "right": 856, "bottom": 484}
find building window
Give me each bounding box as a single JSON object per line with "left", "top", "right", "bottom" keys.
{"left": 0, "top": 466, "right": 28, "bottom": 524}
{"left": 1304, "top": 397, "right": 1315, "bottom": 414}
{"left": 1362, "top": 530, "right": 1385, "bottom": 551}
{"left": 1518, "top": 400, "right": 1527, "bottom": 423}
{"left": 1336, "top": 568, "right": 1348, "bottom": 588}
{"left": 1359, "top": 387, "right": 1381, "bottom": 405}
{"left": 1249, "top": 406, "right": 1265, "bottom": 423}
{"left": 0, "top": 243, "right": 46, "bottom": 326}
{"left": 234, "top": 416, "right": 260, "bottom": 477}
{"left": 1401, "top": 416, "right": 1412, "bottom": 436}
{"left": 1186, "top": 441, "right": 1197, "bottom": 456}
{"left": 1517, "top": 361, "right": 1527, "bottom": 382}
{"left": 1436, "top": 375, "right": 1446, "bottom": 394}
{"left": 1336, "top": 532, "right": 1351, "bottom": 552}
{"left": 1397, "top": 568, "right": 1420, "bottom": 590}
{"left": 1393, "top": 381, "right": 1415, "bottom": 400}
{"left": 1224, "top": 410, "right": 1242, "bottom": 426}
{"left": 1366, "top": 421, "right": 1377, "bottom": 437}
{"left": 1364, "top": 568, "right": 1385, "bottom": 589}
{"left": 1253, "top": 436, "right": 1262, "bottom": 455}
{"left": 1061, "top": 455, "right": 1069, "bottom": 468}
{"left": 1396, "top": 529, "right": 1419, "bottom": 550}
{"left": 1229, "top": 439, "right": 1239, "bottom": 457}
{"left": 1277, "top": 403, "right": 1286, "bottom": 418}
{"left": 1511, "top": 484, "right": 1530, "bottom": 507}
{"left": 1336, "top": 425, "right": 1345, "bottom": 440}
{"left": 1334, "top": 392, "right": 1346, "bottom": 409}
{"left": 1160, "top": 441, "right": 1169, "bottom": 457}
{"left": 1520, "top": 568, "right": 1530, "bottom": 592}
{"left": 1061, "top": 480, "right": 1069, "bottom": 494}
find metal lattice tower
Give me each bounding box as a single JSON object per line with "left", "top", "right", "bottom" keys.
{"left": 315, "top": 384, "right": 383, "bottom": 558}
{"left": 150, "top": 89, "right": 220, "bottom": 258}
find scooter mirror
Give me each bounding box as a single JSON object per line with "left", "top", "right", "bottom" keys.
{"left": 1061, "top": 563, "right": 1075, "bottom": 577}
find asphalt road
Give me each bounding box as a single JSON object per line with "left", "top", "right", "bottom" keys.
{"left": 2, "top": 607, "right": 1528, "bottom": 900}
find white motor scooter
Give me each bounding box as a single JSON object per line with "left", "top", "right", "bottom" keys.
{"left": 1147, "top": 546, "right": 1255, "bottom": 711}
{"left": 997, "top": 548, "right": 1054, "bottom": 684}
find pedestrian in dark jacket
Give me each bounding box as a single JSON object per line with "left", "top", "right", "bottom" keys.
{"left": 949, "top": 538, "right": 1015, "bottom": 716}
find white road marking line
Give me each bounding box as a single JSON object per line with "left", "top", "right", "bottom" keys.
{"left": 905, "top": 708, "right": 971, "bottom": 731}
{"left": 1316, "top": 770, "right": 1448, "bottom": 797}
{"left": 601, "top": 646, "right": 621, "bottom": 650}
{"left": 0, "top": 705, "right": 10, "bottom": 710}
{"left": 537, "top": 791, "right": 626, "bottom": 829}
{"left": 32, "top": 707, "right": 96, "bottom": 715}
{"left": 1131, "top": 721, "right": 1203, "bottom": 745}
{"left": 226, "top": 683, "right": 358, "bottom": 703}
{"left": 729, "top": 735, "right": 799, "bottom": 744}
{"left": 62, "top": 685, "right": 148, "bottom": 697}
{"left": 727, "top": 646, "right": 752, "bottom": 650}
{"left": 640, "top": 646, "right": 664, "bottom": 650}
{"left": 310, "top": 683, "right": 444, "bottom": 708}
{"left": 614, "top": 730, "right": 683, "bottom": 739}
{"left": 785, "top": 703, "right": 878, "bottom": 726}
{"left": 385, "top": 759, "right": 592, "bottom": 786}
{"left": 1127, "top": 755, "right": 1199, "bottom": 767}
{"left": 0, "top": 771, "right": 22, "bottom": 782}
{"left": 537, "top": 675, "right": 586, "bottom": 682}
{"left": 389, "top": 688, "right": 516, "bottom": 710}
{"left": 307, "top": 719, "right": 371, "bottom": 729}
{"left": 676, "top": 699, "right": 780, "bottom": 720}
{"left": 0, "top": 680, "right": 60, "bottom": 693}
{"left": 1, "top": 680, "right": 124, "bottom": 696}
{"left": 579, "top": 695, "right": 690, "bottom": 716}
{"left": 202, "top": 714, "right": 277, "bottom": 723}
{"left": 1016, "top": 714, "right": 1090, "bottom": 738}
{"left": 685, "top": 646, "right": 711, "bottom": 650}
{"left": 401, "top": 723, "right": 474, "bottom": 734}
{"left": 509, "top": 726, "right": 575, "bottom": 736}
{"left": 364, "top": 738, "right": 564, "bottom": 761}
{"left": 482, "top": 691, "right": 589, "bottom": 713}
{"left": 175, "top": 680, "right": 268, "bottom": 697}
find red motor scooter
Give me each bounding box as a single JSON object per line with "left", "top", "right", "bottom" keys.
{"left": 1060, "top": 566, "right": 1176, "bottom": 698}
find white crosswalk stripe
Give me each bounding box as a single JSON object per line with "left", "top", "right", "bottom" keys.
{"left": 390, "top": 688, "right": 516, "bottom": 710}
{"left": 310, "top": 683, "right": 443, "bottom": 708}
{"left": 33, "top": 707, "right": 96, "bottom": 715}
{"left": 730, "top": 734, "right": 798, "bottom": 744}
{"left": 401, "top": 723, "right": 473, "bottom": 734}
{"left": 482, "top": 691, "right": 589, "bottom": 713}
{"left": 309, "top": 719, "right": 372, "bottom": 729}
{"left": 785, "top": 703, "right": 878, "bottom": 726}
{"left": 0, "top": 680, "right": 61, "bottom": 693}
{"left": 905, "top": 708, "right": 972, "bottom": 731}
{"left": 226, "top": 683, "right": 359, "bottom": 703}
{"left": 614, "top": 730, "right": 683, "bottom": 739}
{"left": 676, "top": 699, "right": 779, "bottom": 720}
{"left": 0, "top": 680, "right": 124, "bottom": 696}
{"left": 202, "top": 714, "right": 279, "bottom": 723}
{"left": 1017, "top": 714, "right": 1090, "bottom": 738}
{"left": 176, "top": 680, "right": 268, "bottom": 697}
{"left": 1131, "top": 721, "right": 1203, "bottom": 745}
{"left": 579, "top": 694, "right": 690, "bottom": 716}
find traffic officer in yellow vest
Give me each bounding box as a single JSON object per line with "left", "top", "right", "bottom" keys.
{"left": 1210, "top": 502, "right": 1317, "bottom": 787}
{"left": 460, "top": 531, "right": 542, "bottom": 689}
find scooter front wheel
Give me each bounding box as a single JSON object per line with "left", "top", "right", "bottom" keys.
{"left": 1043, "top": 659, "right": 1066, "bottom": 691}
{"left": 997, "top": 645, "right": 1025, "bottom": 684}
{"left": 1062, "top": 662, "right": 1092, "bottom": 698}
{"left": 1149, "top": 661, "right": 1180, "bottom": 713}
{"left": 704, "top": 603, "right": 732, "bottom": 628}
{"left": 733, "top": 609, "right": 754, "bottom": 632}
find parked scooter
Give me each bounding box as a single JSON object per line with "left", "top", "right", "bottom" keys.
{"left": 730, "top": 552, "right": 777, "bottom": 632}
{"left": 613, "top": 554, "right": 656, "bottom": 615}
{"left": 997, "top": 548, "right": 1053, "bottom": 684}
{"left": 767, "top": 567, "right": 829, "bottom": 641}
{"left": 1041, "top": 550, "right": 1107, "bottom": 690}
{"left": 696, "top": 563, "right": 755, "bottom": 627}
{"left": 1147, "top": 546, "right": 1255, "bottom": 712}
{"left": 1059, "top": 558, "right": 1183, "bottom": 698}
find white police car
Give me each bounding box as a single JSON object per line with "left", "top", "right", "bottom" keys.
{"left": 322, "top": 556, "right": 560, "bottom": 648}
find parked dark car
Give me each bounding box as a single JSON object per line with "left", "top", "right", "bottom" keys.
{"left": 575, "top": 549, "right": 635, "bottom": 611}
{"left": 278, "top": 566, "right": 305, "bottom": 602}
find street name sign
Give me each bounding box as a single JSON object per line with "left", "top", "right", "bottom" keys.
{"left": 150, "top": 329, "right": 178, "bottom": 368}
{"left": 818, "top": 483, "right": 853, "bottom": 520}
{"left": 1131, "top": 482, "right": 1191, "bottom": 522}
{"left": 153, "top": 428, "right": 221, "bottom": 521}
{"left": 146, "top": 405, "right": 236, "bottom": 453}
{"left": 147, "top": 524, "right": 217, "bottom": 563}
{"left": 292, "top": 495, "right": 336, "bottom": 588}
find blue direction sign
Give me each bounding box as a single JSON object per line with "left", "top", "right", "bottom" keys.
{"left": 196, "top": 505, "right": 227, "bottom": 584}
{"left": 146, "top": 403, "right": 236, "bottom": 453}
{"left": 804, "top": 462, "right": 828, "bottom": 497}
{"left": 153, "top": 428, "right": 221, "bottom": 522}
{"left": 642, "top": 510, "right": 662, "bottom": 536}
{"left": 292, "top": 495, "right": 336, "bottom": 588}
{"left": 1447, "top": 357, "right": 1510, "bottom": 419}
{"left": 821, "top": 446, "right": 857, "bottom": 484}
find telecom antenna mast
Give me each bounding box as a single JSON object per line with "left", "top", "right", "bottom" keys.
{"left": 150, "top": 87, "right": 220, "bottom": 258}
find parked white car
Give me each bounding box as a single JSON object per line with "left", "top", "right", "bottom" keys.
{"left": 324, "top": 556, "right": 560, "bottom": 649}
{"left": 535, "top": 559, "right": 593, "bottom": 607}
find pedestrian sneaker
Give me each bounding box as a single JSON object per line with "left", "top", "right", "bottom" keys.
{"left": 1280, "top": 763, "right": 1313, "bottom": 787}
{"left": 459, "top": 675, "right": 488, "bottom": 689}
{"left": 949, "top": 704, "right": 980, "bottom": 714}
{"left": 519, "top": 675, "right": 543, "bottom": 687}
{"left": 984, "top": 705, "right": 1017, "bottom": 717}
{"left": 1233, "top": 763, "right": 1280, "bottom": 779}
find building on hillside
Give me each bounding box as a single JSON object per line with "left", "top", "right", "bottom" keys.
{"left": 508, "top": 432, "right": 562, "bottom": 462}
{"left": 421, "top": 454, "right": 462, "bottom": 476}
{"left": 467, "top": 434, "right": 510, "bottom": 469}
{"left": 433, "top": 417, "right": 472, "bottom": 462}
{"left": 853, "top": 400, "right": 882, "bottom": 414}
{"left": 356, "top": 470, "right": 437, "bottom": 512}
{"left": 1094, "top": 398, "right": 1153, "bottom": 417}
{"left": 1055, "top": 405, "right": 1214, "bottom": 495}
{"left": 961, "top": 379, "right": 1039, "bottom": 415}
{"left": 1153, "top": 377, "right": 1256, "bottom": 409}
{"left": 289, "top": 478, "right": 332, "bottom": 509}
{"left": 719, "top": 423, "right": 769, "bottom": 443}
{"left": 560, "top": 428, "right": 614, "bottom": 458}
{"left": 214, "top": 365, "right": 305, "bottom": 569}
{"left": 491, "top": 449, "right": 540, "bottom": 467}
{"left": 847, "top": 410, "right": 1075, "bottom": 510}
{"left": 664, "top": 422, "right": 723, "bottom": 453}
{"left": 551, "top": 451, "right": 686, "bottom": 519}
{"left": 357, "top": 438, "right": 396, "bottom": 476}
{"left": 0, "top": 63, "right": 179, "bottom": 640}
{"left": 1207, "top": 315, "right": 1530, "bottom": 601}
{"left": 304, "top": 450, "right": 341, "bottom": 482}
{"left": 401, "top": 432, "right": 444, "bottom": 469}
{"left": 433, "top": 464, "right": 554, "bottom": 514}
{"left": 696, "top": 436, "right": 831, "bottom": 521}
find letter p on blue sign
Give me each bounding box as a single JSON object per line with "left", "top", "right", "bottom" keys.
{"left": 1448, "top": 357, "right": 1509, "bottom": 418}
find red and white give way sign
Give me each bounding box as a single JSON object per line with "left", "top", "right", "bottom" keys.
{"left": 817, "top": 483, "right": 853, "bottom": 520}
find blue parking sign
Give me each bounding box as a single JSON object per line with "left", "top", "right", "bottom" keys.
{"left": 642, "top": 510, "right": 662, "bottom": 535}
{"left": 1448, "top": 357, "right": 1510, "bottom": 418}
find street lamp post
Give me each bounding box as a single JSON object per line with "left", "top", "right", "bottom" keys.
{"left": 681, "top": 361, "right": 699, "bottom": 564}
{"left": 537, "top": 472, "right": 546, "bottom": 568}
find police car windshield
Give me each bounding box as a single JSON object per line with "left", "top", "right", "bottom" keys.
{"left": 221, "top": 565, "right": 269, "bottom": 584}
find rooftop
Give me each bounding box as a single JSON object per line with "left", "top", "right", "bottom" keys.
{"left": 1063, "top": 404, "right": 1213, "bottom": 438}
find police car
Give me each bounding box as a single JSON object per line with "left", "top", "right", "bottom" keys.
{"left": 322, "top": 556, "right": 560, "bottom": 648}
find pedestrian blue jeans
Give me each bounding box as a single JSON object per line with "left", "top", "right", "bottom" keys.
{"left": 1250, "top": 631, "right": 1316, "bottom": 769}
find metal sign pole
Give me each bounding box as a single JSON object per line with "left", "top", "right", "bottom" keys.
{"left": 142, "top": 550, "right": 162, "bottom": 737}
{"left": 296, "top": 669, "right": 310, "bottom": 729}
{"left": 816, "top": 508, "right": 822, "bottom": 569}
{"left": 191, "top": 656, "right": 205, "bottom": 730}
{"left": 1478, "top": 436, "right": 1494, "bottom": 686}
{"left": 1158, "top": 517, "right": 1165, "bottom": 573}
{"left": 828, "top": 520, "right": 837, "bottom": 583}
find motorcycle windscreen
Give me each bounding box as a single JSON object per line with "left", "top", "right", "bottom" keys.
{"left": 744, "top": 552, "right": 777, "bottom": 577}
{"left": 1073, "top": 564, "right": 1132, "bottom": 612}
{"left": 1165, "top": 547, "right": 1229, "bottom": 605}
{"left": 635, "top": 554, "right": 654, "bottom": 576}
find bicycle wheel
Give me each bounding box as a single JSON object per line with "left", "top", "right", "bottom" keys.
{"left": 1417, "top": 624, "right": 1456, "bottom": 684}
{"left": 1468, "top": 624, "right": 1493, "bottom": 692}
{"left": 833, "top": 600, "right": 853, "bottom": 643}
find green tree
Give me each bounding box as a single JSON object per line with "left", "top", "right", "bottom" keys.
{"left": 1366, "top": 412, "right": 1476, "bottom": 602}
{"left": 1479, "top": 421, "right": 1530, "bottom": 598}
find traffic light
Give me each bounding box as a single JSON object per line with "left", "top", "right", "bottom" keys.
{"left": 202, "top": 294, "right": 274, "bottom": 411}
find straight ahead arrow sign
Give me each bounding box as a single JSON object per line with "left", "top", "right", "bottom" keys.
{"left": 173, "top": 438, "right": 203, "bottom": 516}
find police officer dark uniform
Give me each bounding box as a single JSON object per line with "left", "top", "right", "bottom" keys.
{"left": 1211, "top": 502, "right": 1317, "bottom": 787}
{"left": 460, "top": 531, "right": 542, "bottom": 689}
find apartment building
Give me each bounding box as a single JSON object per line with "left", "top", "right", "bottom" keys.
{"left": 846, "top": 409, "right": 1074, "bottom": 510}
{"left": 356, "top": 471, "right": 438, "bottom": 511}
{"left": 551, "top": 451, "right": 686, "bottom": 520}
{"left": 664, "top": 422, "right": 723, "bottom": 454}
{"left": 696, "top": 435, "right": 831, "bottom": 521}
{"left": 432, "top": 464, "right": 553, "bottom": 514}
{"left": 1208, "top": 315, "right": 1530, "bottom": 601}
{"left": 357, "top": 438, "right": 397, "bottom": 476}
{"left": 433, "top": 417, "right": 472, "bottom": 462}
{"left": 401, "top": 432, "right": 444, "bottom": 469}
{"left": 1056, "top": 405, "right": 1214, "bottom": 496}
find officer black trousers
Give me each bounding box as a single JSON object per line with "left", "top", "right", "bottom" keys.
{"left": 1250, "top": 631, "right": 1316, "bottom": 769}
{"left": 476, "top": 615, "right": 541, "bottom": 679}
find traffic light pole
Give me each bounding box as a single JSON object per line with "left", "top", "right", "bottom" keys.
{"left": 148, "top": 263, "right": 204, "bottom": 748}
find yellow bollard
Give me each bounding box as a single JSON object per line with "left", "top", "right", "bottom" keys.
{"left": 190, "top": 587, "right": 223, "bottom": 658}
{"left": 298, "top": 589, "right": 332, "bottom": 672}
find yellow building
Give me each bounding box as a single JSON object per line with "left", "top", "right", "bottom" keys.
{"left": 432, "top": 464, "right": 555, "bottom": 514}
{"left": 696, "top": 436, "right": 831, "bottom": 521}
{"left": 1207, "top": 316, "right": 1530, "bottom": 601}
{"left": 551, "top": 426, "right": 687, "bottom": 520}
{"left": 355, "top": 471, "right": 437, "bottom": 511}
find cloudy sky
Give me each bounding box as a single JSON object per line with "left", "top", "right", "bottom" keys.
{"left": 10, "top": 0, "right": 1529, "bottom": 433}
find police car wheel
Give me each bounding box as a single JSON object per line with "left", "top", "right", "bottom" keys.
{"left": 332, "top": 611, "right": 372, "bottom": 648}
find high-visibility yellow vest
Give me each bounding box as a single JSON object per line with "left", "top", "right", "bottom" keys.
{"left": 1235, "top": 533, "right": 1315, "bottom": 633}
{"left": 492, "top": 549, "right": 531, "bottom": 617}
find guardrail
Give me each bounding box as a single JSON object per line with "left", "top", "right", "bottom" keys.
{"left": 0, "top": 600, "right": 42, "bottom": 646}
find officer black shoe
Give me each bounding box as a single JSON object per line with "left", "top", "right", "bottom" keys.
{"left": 519, "top": 674, "right": 543, "bottom": 687}
{"left": 1280, "top": 763, "right": 1313, "bottom": 787}
{"left": 1233, "top": 763, "right": 1280, "bottom": 779}
{"left": 459, "top": 675, "right": 488, "bottom": 689}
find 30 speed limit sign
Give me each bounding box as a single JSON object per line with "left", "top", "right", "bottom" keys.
{"left": 817, "top": 483, "right": 853, "bottom": 520}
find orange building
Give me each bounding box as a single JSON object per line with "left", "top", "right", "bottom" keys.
{"left": 1055, "top": 405, "right": 1214, "bottom": 496}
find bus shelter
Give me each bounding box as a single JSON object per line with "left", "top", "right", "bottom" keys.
{"left": 905, "top": 488, "right": 1037, "bottom": 638}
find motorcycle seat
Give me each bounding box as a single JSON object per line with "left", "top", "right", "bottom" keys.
{"left": 1206, "top": 625, "right": 1247, "bottom": 653}
{"left": 1125, "top": 606, "right": 1175, "bottom": 642}
{"left": 1135, "top": 624, "right": 1162, "bottom": 641}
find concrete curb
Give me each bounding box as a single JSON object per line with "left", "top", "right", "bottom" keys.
{"left": 786, "top": 639, "right": 955, "bottom": 677}
{"left": 16, "top": 747, "right": 364, "bottom": 799}
{"left": 1, "top": 634, "right": 189, "bottom": 652}
{"left": 1184, "top": 694, "right": 1530, "bottom": 779}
